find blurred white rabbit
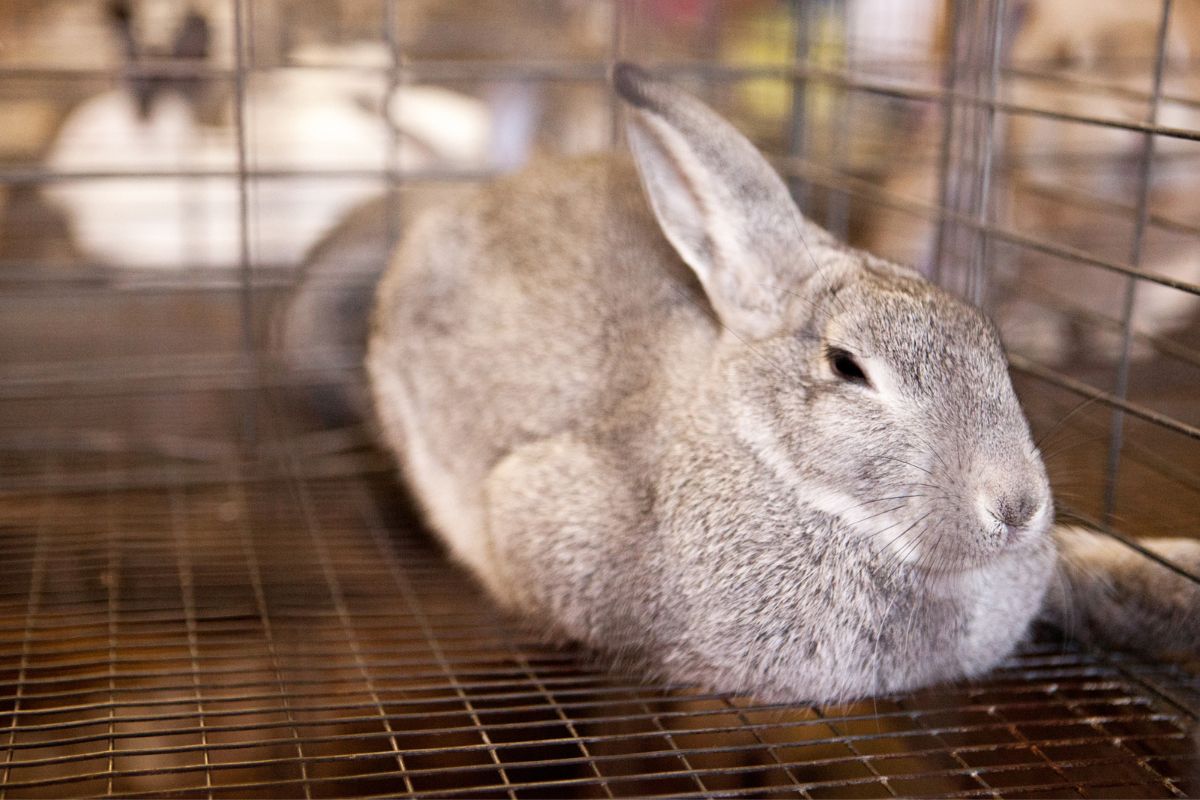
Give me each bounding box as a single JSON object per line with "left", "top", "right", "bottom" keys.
{"left": 42, "top": 8, "right": 492, "bottom": 273}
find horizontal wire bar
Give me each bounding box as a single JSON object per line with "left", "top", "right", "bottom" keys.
{"left": 1010, "top": 354, "right": 1200, "bottom": 442}
{"left": 3, "top": 717, "right": 1168, "bottom": 775}
{"left": 0, "top": 166, "right": 494, "bottom": 184}
{"left": 1112, "top": 654, "right": 1200, "bottom": 721}
{"left": 0, "top": 696, "right": 1187, "bottom": 780}
{"left": 0, "top": 655, "right": 1156, "bottom": 724}
{"left": 1015, "top": 178, "right": 1200, "bottom": 240}
{"left": 939, "top": 778, "right": 1186, "bottom": 800}
{"left": 0, "top": 630, "right": 1136, "bottom": 679}
{"left": 1058, "top": 506, "right": 1200, "bottom": 585}
{"left": 0, "top": 726, "right": 1188, "bottom": 798}
{"left": 1004, "top": 63, "right": 1200, "bottom": 114}
{"left": 0, "top": 660, "right": 1141, "bottom": 724}
{"left": 1022, "top": 373, "right": 1200, "bottom": 496}
{"left": 0, "top": 659, "right": 1134, "bottom": 725}
{"left": 0, "top": 629, "right": 1133, "bottom": 690}
{"left": 0, "top": 681, "right": 1169, "bottom": 750}
{"left": 778, "top": 156, "right": 1200, "bottom": 297}
{"left": 0, "top": 670, "right": 1172, "bottom": 741}
{"left": 0, "top": 271, "right": 376, "bottom": 297}
{"left": 1003, "top": 277, "right": 1200, "bottom": 372}
{"left": 0, "top": 353, "right": 368, "bottom": 400}
{"left": 0, "top": 59, "right": 1195, "bottom": 164}
{"left": 1, "top": 49, "right": 1195, "bottom": 79}
{"left": 111, "top": 773, "right": 1172, "bottom": 800}
{"left": 0, "top": 456, "right": 391, "bottom": 495}
{"left": 27, "top": 745, "right": 1189, "bottom": 800}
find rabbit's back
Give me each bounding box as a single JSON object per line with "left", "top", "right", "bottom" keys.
{"left": 368, "top": 156, "right": 712, "bottom": 564}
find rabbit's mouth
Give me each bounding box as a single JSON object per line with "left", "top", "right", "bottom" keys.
{"left": 858, "top": 483, "right": 1053, "bottom": 576}
{"left": 900, "top": 510, "right": 1054, "bottom": 576}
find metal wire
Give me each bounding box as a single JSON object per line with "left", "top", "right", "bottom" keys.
{"left": 0, "top": 0, "right": 1198, "bottom": 797}
{"left": 1102, "top": 0, "right": 1175, "bottom": 523}
{"left": 0, "top": 468, "right": 1198, "bottom": 797}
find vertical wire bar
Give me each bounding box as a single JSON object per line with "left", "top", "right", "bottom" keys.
{"left": 1102, "top": 0, "right": 1173, "bottom": 523}
{"left": 826, "top": 0, "right": 852, "bottom": 239}
{"left": 0, "top": 453, "right": 52, "bottom": 797}
{"left": 104, "top": 452, "right": 122, "bottom": 796}
{"left": 979, "top": 692, "right": 1087, "bottom": 795}
{"left": 263, "top": 384, "right": 422, "bottom": 792}
{"left": 1053, "top": 667, "right": 1190, "bottom": 798}
{"left": 969, "top": 0, "right": 1005, "bottom": 309}
{"left": 631, "top": 696, "right": 710, "bottom": 795}
{"left": 943, "top": 0, "right": 980, "bottom": 294}
{"left": 718, "top": 699, "right": 812, "bottom": 798}
{"left": 607, "top": 0, "right": 626, "bottom": 149}
{"left": 228, "top": 473, "right": 317, "bottom": 799}
{"left": 383, "top": 0, "right": 405, "bottom": 252}
{"left": 231, "top": 0, "right": 259, "bottom": 449}
{"left": 349, "top": 483, "right": 517, "bottom": 800}
{"left": 931, "top": 0, "right": 961, "bottom": 285}
{"left": 282, "top": 478, "right": 416, "bottom": 790}
{"left": 787, "top": 0, "right": 811, "bottom": 211}
{"left": 898, "top": 704, "right": 997, "bottom": 797}
{"left": 810, "top": 707, "right": 900, "bottom": 798}
{"left": 168, "top": 474, "right": 213, "bottom": 797}
{"left": 510, "top": 652, "right": 615, "bottom": 799}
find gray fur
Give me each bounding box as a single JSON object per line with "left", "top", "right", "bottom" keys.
{"left": 1045, "top": 527, "right": 1200, "bottom": 658}
{"left": 367, "top": 64, "right": 1200, "bottom": 702}
{"left": 276, "top": 196, "right": 392, "bottom": 426}
{"left": 278, "top": 185, "right": 468, "bottom": 426}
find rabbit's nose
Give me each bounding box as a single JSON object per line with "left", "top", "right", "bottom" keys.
{"left": 994, "top": 492, "right": 1044, "bottom": 532}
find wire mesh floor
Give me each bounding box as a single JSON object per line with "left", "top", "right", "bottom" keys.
{"left": 0, "top": 404, "right": 1197, "bottom": 799}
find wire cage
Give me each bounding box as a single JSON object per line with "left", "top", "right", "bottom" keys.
{"left": 1, "top": 0, "right": 1198, "bottom": 797}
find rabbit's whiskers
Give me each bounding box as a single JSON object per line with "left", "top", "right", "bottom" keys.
{"left": 908, "top": 431, "right": 955, "bottom": 476}
{"left": 878, "top": 521, "right": 931, "bottom": 576}
{"left": 872, "top": 511, "right": 934, "bottom": 562}
{"left": 904, "top": 481, "right": 946, "bottom": 492}
{"left": 1033, "top": 396, "right": 1102, "bottom": 451}
{"left": 876, "top": 453, "right": 935, "bottom": 477}
{"left": 847, "top": 504, "right": 909, "bottom": 528}
{"left": 1037, "top": 433, "right": 1106, "bottom": 465}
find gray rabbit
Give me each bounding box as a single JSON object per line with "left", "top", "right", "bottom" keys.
{"left": 365, "top": 65, "right": 1200, "bottom": 702}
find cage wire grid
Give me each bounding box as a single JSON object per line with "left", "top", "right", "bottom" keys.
{"left": 0, "top": 0, "right": 1199, "bottom": 797}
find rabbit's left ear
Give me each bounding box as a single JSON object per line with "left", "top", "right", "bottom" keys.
{"left": 172, "top": 10, "right": 211, "bottom": 61}
{"left": 614, "top": 63, "right": 832, "bottom": 339}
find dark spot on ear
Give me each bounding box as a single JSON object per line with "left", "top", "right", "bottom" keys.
{"left": 107, "top": 0, "right": 132, "bottom": 27}
{"left": 108, "top": 0, "right": 138, "bottom": 61}
{"left": 612, "top": 62, "right": 659, "bottom": 112}
{"left": 173, "top": 11, "right": 210, "bottom": 61}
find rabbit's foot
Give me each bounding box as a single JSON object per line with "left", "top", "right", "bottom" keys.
{"left": 484, "top": 434, "right": 646, "bottom": 643}
{"left": 1045, "top": 526, "right": 1200, "bottom": 659}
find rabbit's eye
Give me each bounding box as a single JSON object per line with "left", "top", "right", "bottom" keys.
{"left": 827, "top": 347, "right": 870, "bottom": 387}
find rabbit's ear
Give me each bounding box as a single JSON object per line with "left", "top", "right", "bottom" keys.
{"left": 614, "top": 63, "right": 825, "bottom": 338}
{"left": 107, "top": 1, "right": 139, "bottom": 60}
{"left": 172, "top": 10, "right": 210, "bottom": 61}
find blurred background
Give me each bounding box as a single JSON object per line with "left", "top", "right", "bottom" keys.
{"left": 0, "top": 1, "right": 1198, "bottom": 797}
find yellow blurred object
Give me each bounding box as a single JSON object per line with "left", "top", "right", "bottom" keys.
{"left": 724, "top": 2, "right": 844, "bottom": 134}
